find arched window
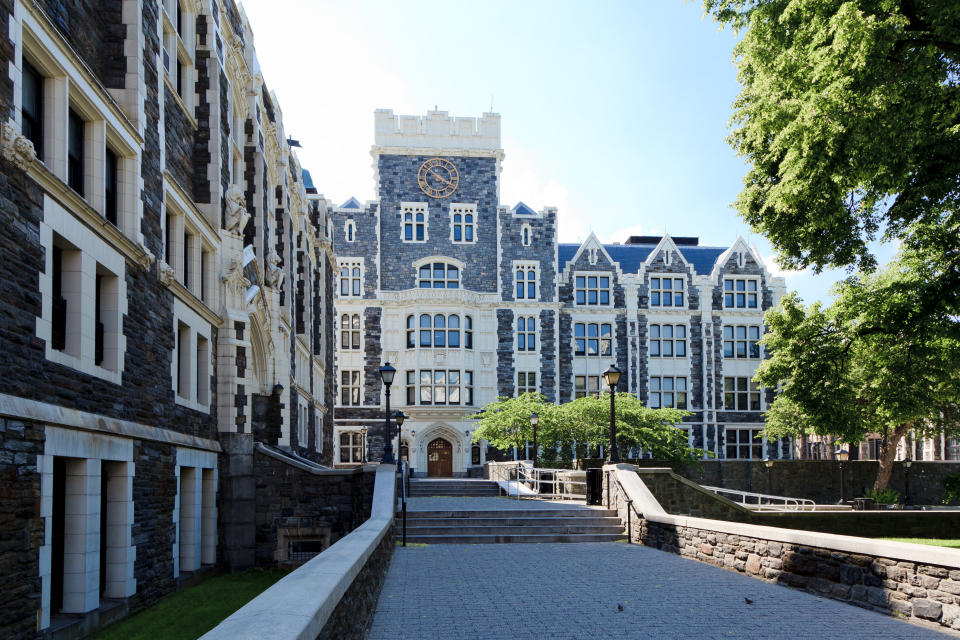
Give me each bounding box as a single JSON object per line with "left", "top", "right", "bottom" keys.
{"left": 418, "top": 262, "right": 460, "bottom": 289}
{"left": 453, "top": 213, "right": 462, "bottom": 242}
{"left": 521, "top": 224, "right": 531, "bottom": 246}
{"left": 415, "top": 212, "right": 425, "bottom": 240}
{"left": 408, "top": 314, "right": 471, "bottom": 349}
{"left": 404, "top": 212, "right": 413, "bottom": 241}
{"left": 517, "top": 316, "right": 536, "bottom": 351}
{"left": 465, "top": 315, "right": 473, "bottom": 349}
{"left": 341, "top": 313, "right": 360, "bottom": 350}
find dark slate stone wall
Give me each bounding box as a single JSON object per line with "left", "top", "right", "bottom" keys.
{"left": 362, "top": 307, "right": 383, "bottom": 405}
{"left": 164, "top": 84, "right": 195, "bottom": 194}
{"left": 614, "top": 316, "right": 628, "bottom": 391}
{"left": 635, "top": 316, "right": 649, "bottom": 405}
{"left": 0, "top": 419, "right": 44, "bottom": 640}
{"left": 192, "top": 16, "right": 212, "bottom": 205}
{"left": 689, "top": 316, "right": 704, "bottom": 411}
{"left": 329, "top": 203, "right": 379, "bottom": 298}
{"left": 558, "top": 313, "right": 572, "bottom": 403}
{"left": 0, "top": 1, "right": 14, "bottom": 119}
{"left": 539, "top": 310, "right": 556, "bottom": 402}
{"left": 496, "top": 309, "right": 514, "bottom": 397}
{"left": 35, "top": 0, "right": 126, "bottom": 89}
{"left": 639, "top": 248, "right": 699, "bottom": 310}
{"left": 377, "top": 155, "right": 498, "bottom": 292}
{"left": 498, "top": 209, "right": 557, "bottom": 302}
{"left": 130, "top": 440, "right": 177, "bottom": 609}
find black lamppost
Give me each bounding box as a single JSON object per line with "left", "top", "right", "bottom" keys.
{"left": 379, "top": 363, "right": 396, "bottom": 464}
{"left": 603, "top": 364, "right": 621, "bottom": 463}
{"left": 529, "top": 413, "right": 539, "bottom": 465}
{"left": 360, "top": 427, "right": 367, "bottom": 464}
{"left": 835, "top": 446, "right": 849, "bottom": 504}
{"left": 395, "top": 410, "right": 407, "bottom": 466}
{"left": 903, "top": 459, "right": 912, "bottom": 506}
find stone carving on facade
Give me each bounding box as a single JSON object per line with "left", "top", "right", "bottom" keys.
{"left": 222, "top": 258, "right": 251, "bottom": 298}
{"left": 225, "top": 184, "right": 249, "bottom": 234}
{"left": 266, "top": 250, "right": 284, "bottom": 289}
{"left": 158, "top": 261, "right": 175, "bottom": 286}
{"left": 1, "top": 121, "right": 36, "bottom": 170}
{"left": 480, "top": 353, "right": 493, "bottom": 367}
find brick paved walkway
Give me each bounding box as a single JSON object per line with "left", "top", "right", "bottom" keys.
{"left": 368, "top": 543, "right": 955, "bottom": 639}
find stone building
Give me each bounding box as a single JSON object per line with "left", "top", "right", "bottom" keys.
{"left": 331, "top": 109, "right": 793, "bottom": 476}
{"left": 0, "top": 1, "right": 334, "bottom": 638}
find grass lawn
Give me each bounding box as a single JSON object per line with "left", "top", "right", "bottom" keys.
{"left": 882, "top": 538, "right": 960, "bottom": 549}
{"left": 93, "top": 568, "right": 288, "bottom": 640}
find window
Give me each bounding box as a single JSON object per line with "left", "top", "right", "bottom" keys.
{"left": 345, "top": 221, "right": 355, "bottom": 242}
{"left": 339, "top": 260, "right": 362, "bottom": 297}
{"left": 196, "top": 334, "right": 209, "bottom": 405}
{"left": 407, "top": 370, "right": 474, "bottom": 405}
{"left": 176, "top": 321, "right": 190, "bottom": 399}
{"left": 517, "top": 316, "right": 536, "bottom": 351}
{"left": 51, "top": 244, "right": 74, "bottom": 355}
{"left": 649, "top": 377, "right": 687, "bottom": 409}
{"left": 724, "top": 278, "right": 759, "bottom": 309}
{"left": 649, "top": 276, "right": 684, "bottom": 307}
{"left": 865, "top": 438, "right": 881, "bottom": 460}
{"left": 805, "top": 441, "right": 827, "bottom": 460}
{"left": 724, "top": 377, "right": 761, "bottom": 411}
{"left": 723, "top": 325, "right": 761, "bottom": 358}
{"left": 67, "top": 109, "right": 84, "bottom": 195}
{"left": 340, "top": 370, "right": 361, "bottom": 406}
{"left": 451, "top": 204, "right": 475, "bottom": 243}
{"left": 515, "top": 264, "right": 537, "bottom": 300}
{"left": 518, "top": 371, "right": 537, "bottom": 394}
{"left": 726, "top": 428, "right": 763, "bottom": 459}
{"left": 341, "top": 314, "right": 361, "bottom": 350}
{"left": 418, "top": 262, "right": 459, "bottom": 289}
{"left": 21, "top": 59, "right": 43, "bottom": 159}
{"left": 574, "top": 322, "right": 612, "bottom": 357}
{"left": 521, "top": 224, "right": 531, "bottom": 247}
{"left": 575, "top": 275, "right": 611, "bottom": 306}
{"left": 574, "top": 375, "right": 601, "bottom": 399}
{"left": 339, "top": 432, "right": 364, "bottom": 464}
{"left": 162, "top": 0, "right": 195, "bottom": 109}
{"left": 408, "top": 313, "right": 469, "bottom": 349}
{"left": 402, "top": 203, "right": 427, "bottom": 241}
{"left": 650, "top": 324, "right": 686, "bottom": 358}
{"left": 104, "top": 147, "right": 118, "bottom": 226}
{"left": 946, "top": 437, "right": 960, "bottom": 461}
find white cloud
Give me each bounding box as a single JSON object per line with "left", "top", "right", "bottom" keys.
{"left": 603, "top": 223, "right": 645, "bottom": 244}
{"left": 764, "top": 253, "right": 804, "bottom": 279}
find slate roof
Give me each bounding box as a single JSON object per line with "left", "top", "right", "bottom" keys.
{"left": 558, "top": 242, "right": 729, "bottom": 275}
{"left": 339, "top": 197, "right": 362, "bottom": 209}
{"left": 513, "top": 202, "right": 537, "bottom": 215}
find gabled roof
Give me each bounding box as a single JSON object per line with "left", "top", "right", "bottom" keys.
{"left": 558, "top": 242, "right": 728, "bottom": 274}
{"left": 339, "top": 197, "right": 362, "bottom": 210}
{"left": 512, "top": 201, "right": 537, "bottom": 215}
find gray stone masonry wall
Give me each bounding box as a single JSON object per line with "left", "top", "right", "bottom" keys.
{"left": 35, "top": 0, "right": 126, "bottom": 90}
{"left": 558, "top": 314, "right": 572, "bottom": 402}
{"left": 330, "top": 202, "right": 380, "bottom": 299}
{"left": 498, "top": 209, "right": 557, "bottom": 302}
{"left": 377, "top": 155, "right": 499, "bottom": 292}
{"left": 220, "top": 433, "right": 256, "bottom": 570}
{"left": 639, "top": 249, "right": 700, "bottom": 310}
{"left": 164, "top": 84, "right": 194, "bottom": 195}
{"left": 614, "top": 316, "right": 628, "bottom": 392}
{"left": 316, "top": 523, "right": 394, "bottom": 640}
{"left": 252, "top": 450, "right": 375, "bottom": 566}
{"left": 539, "top": 310, "right": 556, "bottom": 402}
{"left": 0, "top": 419, "right": 44, "bottom": 640}
{"left": 192, "top": 15, "right": 212, "bottom": 204}
{"left": 363, "top": 307, "right": 383, "bottom": 405}
{"left": 688, "top": 316, "right": 704, "bottom": 411}
{"left": 131, "top": 439, "right": 178, "bottom": 607}
{"left": 639, "top": 519, "right": 960, "bottom": 633}
{"left": 710, "top": 251, "right": 774, "bottom": 312}
{"left": 496, "top": 309, "right": 514, "bottom": 397}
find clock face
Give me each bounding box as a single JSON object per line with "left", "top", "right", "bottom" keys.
{"left": 417, "top": 157, "right": 459, "bottom": 199}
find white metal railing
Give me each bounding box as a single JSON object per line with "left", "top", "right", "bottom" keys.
{"left": 489, "top": 461, "right": 586, "bottom": 501}
{"left": 701, "top": 485, "right": 816, "bottom": 511}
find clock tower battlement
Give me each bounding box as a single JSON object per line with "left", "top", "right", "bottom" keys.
{"left": 372, "top": 109, "right": 503, "bottom": 158}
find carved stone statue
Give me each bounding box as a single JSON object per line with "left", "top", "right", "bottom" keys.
{"left": 225, "top": 184, "right": 248, "bottom": 234}
{"left": 266, "top": 250, "right": 284, "bottom": 289}
{"left": 222, "top": 258, "right": 250, "bottom": 298}
{"left": 158, "top": 261, "right": 175, "bottom": 286}
{"left": 1, "top": 121, "right": 36, "bottom": 170}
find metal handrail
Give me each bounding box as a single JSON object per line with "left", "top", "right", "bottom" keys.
{"left": 613, "top": 474, "right": 643, "bottom": 544}
{"left": 491, "top": 462, "right": 587, "bottom": 501}
{"left": 701, "top": 485, "right": 816, "bottom": 511}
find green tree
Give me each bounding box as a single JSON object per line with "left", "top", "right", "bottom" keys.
{"left": 704, "top": 0, "right": 960, "bottom": 314}
{"left": 468, "top": 393, "right": 557, "bottom": 462}
{"left": 755, "top": 256, "right": 960, "bottom": 490}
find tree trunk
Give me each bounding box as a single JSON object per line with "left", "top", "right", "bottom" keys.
{"left": 874, "top": 423, "right": 911, "bottom": 491}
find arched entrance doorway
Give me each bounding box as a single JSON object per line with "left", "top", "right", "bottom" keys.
{"left": 427, "top": 438, "right": 453, "bottom": 477}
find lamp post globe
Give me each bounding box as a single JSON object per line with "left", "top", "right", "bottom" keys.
{"left": 603, "top": 364, "right": 621, "bottom": 463}
{"left": 379, "top": 363, "right": 397, "bottom": 464}
{"left": 395, "top": 410, "right": 407, "bottom": 465}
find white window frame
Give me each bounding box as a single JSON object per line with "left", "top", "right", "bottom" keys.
{"left": 574, "top": 271, "right": 612, "bottom": 306}
{"left": 521, "top": 223, "right": 532, "bottom": 247}
{"left": 725, "top": 426, "right": 765, "bottom": 460}
{"left": 345, "top": 220, "right": 356, "bottom": 243}
{"left": 514, "top": 261, "right": 539, "bottom": 301}
{"left": 415, "top": 258, "right": 462, "bottom": 289}
{"left": 172, "top": 297, "right": 212, "bottom": 413}
{"left": 338, "top": 258, "right": 364, "bottom": 297}
{"left": 407, "top": 312, "right": 470, "bottom": 349}
{"left": 161, "top": 0, "right": 197, "bottom": 118}
{"left": 517, "top": 315, "right": 536, "bottom": 352}
{"left": 338, "top": 430, "right": 365, "bottom": 464}
{"left": 649, "top": 323, "right": 687, "bottom": 358}
{"left": 450, "top": 203, "right": 477, "bottom": 243}
{"left": 339, "top": 369, "right": 362, "bottom": 406}
{"left": 722, "top": 324, "right": 762, "bottom": 359}
{"left": 648, "top": 274, "right": 686, "bottom": 309}
{"left": 573, "top": 321, "right": 613, "bottom": 357}
{"left": 341, "top": 312, "right": 362, "bottom": 350}
{"left": 723, "top": 277, "right": 761, "bottom": 309}
{"left": 723, "top": 376, "right": 763, "bottom": 411}
{"left": 173, "top": 448, "right": 217, "bottom": 578}
{"left": 401, "top": 202, "right": 428, "bottom": 242}
{"left": 649, "top": 376, "right": 688, "bottom": 409}
{"left": 574, "top": 374, "right": 601, "bottom": 399}
{"left": 517, "top": 371, "right": 537, "bottom": 395}
{"left": 406, "top": 369, "right": 475, "bottom": 406}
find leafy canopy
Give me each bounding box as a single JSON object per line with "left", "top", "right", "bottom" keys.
{"left": 704, "top": 0, "right": 960, "bottom": 297}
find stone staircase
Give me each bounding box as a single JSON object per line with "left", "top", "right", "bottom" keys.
{"left": 401, "top": 507, "right": 625, "bottom": 544}
{"left": 408, "top": 478, "right": 501, "bottom": 497}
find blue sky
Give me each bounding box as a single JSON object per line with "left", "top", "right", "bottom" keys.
{"left": 240, "top": 0, "right": 897, "bottom": 304}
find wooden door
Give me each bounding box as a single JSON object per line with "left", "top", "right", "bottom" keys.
{"left": 427, "top": 438, "right": 453, "bottom": 477}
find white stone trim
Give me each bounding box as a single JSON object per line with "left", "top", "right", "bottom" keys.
{"left": 400, "top": 201, "right": 428, "bottom": 243}
{"left": 172, "top": 297, "right": 212, "bottom": 413}
{"left": 448, "top": 202, "right": 477, "bottom": 244}
{"left": 173, "top": 447, "right": 217, "bottom": 579}
{"left": 512, "top": 260, "right": 539, "bottom": 301}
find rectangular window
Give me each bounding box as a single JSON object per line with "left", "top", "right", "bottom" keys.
{"left": 723, "top": 325, "right": 762, "bottom": 359}
{"left": 21, "top": 60, "right": 43, "bottom": 160}
{"left": 451, "top": 204, "right": 476, "bottom": 243}
{"left": 67, "top": 109, "right": 85, "bottom": 195}
{"left": 649, "top": 376, "right": 687, "bottom": 409}
{"left": 51, "top": 246, "right": 66, "bottom": 352}
{"left": 946, "top": 437, "right": 959, "bottom": 461}
{"left": 724, "top": 278, "right": 759, "bottom": 309}
{"left": 574, "top": 375, "right": 601, "bottom": 399}
{"left": 200, "top": 248, "right": 211, "bottom": 303}
{"left": 339, "top": 261, "right": 362, "bottom": 297}
{"left": 402, "top": 204, "right": 427, "bottom": 242}
{"left": 574, "top": 322, "right": 612, "bottom": 357}
{"left": 517, "top": 316, "right": 536, "bottom": 352}
{"left": 196, "top": 335, "right": 209, "bottom": 405}
{"left": 183, "top": 228, "right": 192, "bottom": 290}
{"left": 411, "top": 370, "right": 472, "bottom": 406}
{"left": 177, "top": 321, "right": 190, "bottom": 399}
{"left": 104, "top": 147, "right": 118, "bottom": 225}
{"left": 515, "top": 264, "right": 537, "bottom": 300}
{"left": 649, "top": 276, "right": 684, "bottom": 307}
{"left": 575, "top": 274, "right": 611, "bottom": 306}
{"left": 518, "top": 371, "right": 537, "bottom": 395}
{"left": 340, "top": 432, "right": 364, "bottom": 463}
{"left": 95, "top": 274, "right": 104, "bottom": 366}
{"left": 649, "top": 324, "right": 686, "bottom": 358}
{"left": 340, "top": 370, "right": 361, "bottom": 406}
{"left": 726, "top": 428, "right": 763, "bottom": 459}
{"left": 723, "top": 377, "right": 762, "bottom": 411}
{"left": 51, "top": 240, "right": 82, "bottom": 358}
{"left": 341, "top": 314, "right": 361, "bottom": 350}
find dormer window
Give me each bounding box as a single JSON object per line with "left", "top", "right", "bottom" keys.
{"left": 575, "top": 274, "right": 610, "bottom": 306}
{"left": 724, "top": 278, "right": 759, "bottom": 308}
{"left": 649, "top": 276, "right": 684, "bottom": 308}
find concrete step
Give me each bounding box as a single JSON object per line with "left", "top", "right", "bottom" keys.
{"left": 408, "top": 490, "right": 500, "bottom": 496}
{"left": 401, "top": 516, "right": 623, "bottom": 527}
{"left": 406, "top": 524, "right": 625, "bottom": 535}
{"left": 403, "top": 533, "right": 626, "bottom": 544}
{"left": 405, "top": 509, "right": 618, "bottom": 519}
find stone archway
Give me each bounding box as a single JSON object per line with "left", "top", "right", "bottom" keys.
{"left": 427, "top": 438, "right": 453, "bottom": 477}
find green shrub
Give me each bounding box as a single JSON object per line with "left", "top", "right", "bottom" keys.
{"left": 942, "top": 473, "right": 960, "bottom": 506}
{"left": 866, "top": 487, "right": 901, "bottom": 505}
